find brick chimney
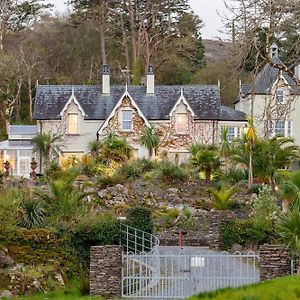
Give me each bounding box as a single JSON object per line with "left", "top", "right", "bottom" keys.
{"left": 102, "top": 64, "right": 110, "bottom": 94}
{"left": 146, "top": 65, "right": 155, "bottom": 94}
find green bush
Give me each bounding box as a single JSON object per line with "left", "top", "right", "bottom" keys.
{"left": 96, "top": 174, "right": 125, "bottom": 188}
{"left": 126, "top": 206, "right": 153, "bottom": 234}
{"left": 247, "top": 184, "right": 264, "bottom": 195}
{"left": 251, "top": 186, "right": 279, "bottom": 226}
{"left": 117, "top": 158, "right": 156, "bottom": 181}
{"left": 154, "top": 161, "right": 187, "bottom": 183}
{"left": 70, "top": 212, "right": 119, "bottom": 267}
{"left": 223, "top": 168, "right": 248, "bottom": 184}
{"left": 220, "top": 219, "right": 271, "bottom": 250}
{"left": 0, "top": 188, "right": 23, "bottom": 242}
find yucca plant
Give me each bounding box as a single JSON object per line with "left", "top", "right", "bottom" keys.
{"left": 20, "top": 198, "right": 45, "bottom": 229}
{"left": 209, "top": 186, "right": 237, "bottom": 210}
{"left": 140, "top": 125, "right": 160, "bottom": 159}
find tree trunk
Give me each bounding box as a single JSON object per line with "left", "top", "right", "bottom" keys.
{"left": 205, "top": 168, "right": 211, "bottom": 182}
{"left": 99, "top": 24, "right": 107, "bottom": 65}
{"left": 282, "top": 198, "right": 289, "bottom": 214}
{"left": 248, "top": 144, "right": 253, "bottom": 188}
{"left": 120, "top": 13, "right": 130, "bottom": 70}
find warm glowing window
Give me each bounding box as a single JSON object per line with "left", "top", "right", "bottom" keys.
{"left": 122, "top": 110, "right": 132, "bottom": 131}
{"left": 68, "top": 114, "right": 78, "bottom": 134}
{"left": 176, "top": 113, "right": 188, "bottom": 133}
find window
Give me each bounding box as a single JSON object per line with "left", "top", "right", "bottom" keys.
{"left": 176, "top": 113, "right": 188, "bottom": 133}
{"left": 227, "top": 127, "right": 235, "bottom": 141}
{"left": 68, "top": 114, "right": 78, "bottom": 134}
{"left": 276, "top": 90, "right": 284, "bottom": 103}
{"left": 275, "top": 120, "right": 285, "bottom": 137}
{"left": 122, "top": 110, "right": 132, "bottom": 131}
{"left": 287, "top": 121, "right": 292, "bottom": 137}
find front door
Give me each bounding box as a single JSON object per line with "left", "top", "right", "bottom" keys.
{"left": 18, "top": 157, "right": 31, "bottom": 177}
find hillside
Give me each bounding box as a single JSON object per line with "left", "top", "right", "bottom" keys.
{"left": 203, "top": 39, "right": 232, "bottom": 64}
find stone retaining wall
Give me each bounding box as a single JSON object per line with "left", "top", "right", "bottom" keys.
{"left": 90, "top": 246, "right": 122, "bottom": 299}
{"left": 259, "top": 244, "right": 291, "bottom": 280}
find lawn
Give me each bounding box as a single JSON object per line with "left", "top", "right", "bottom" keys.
{"left": 9, "top": 287, "right": 103, "bottom": 300}
{"left": 188, "top": 275, "right": 300, "bottom": 300}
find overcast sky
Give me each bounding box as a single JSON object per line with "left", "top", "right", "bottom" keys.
{"left": 50, "top": 0, "right": 228, "bottom": 40}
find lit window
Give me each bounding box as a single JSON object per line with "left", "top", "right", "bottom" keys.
{"left": 68, "top": 114, "right": 78, "bottom": 134}
{"left": 122, "top": 110, "right": 132, "bottom": 131}
{"left": 276, "top": 90, "right": 284, "bottom": 103}
{"left": 275, "top": 120, "right": 284, "bottom": 137}
{"left": 176, "top": 113, "right": 188, "bottom": 133}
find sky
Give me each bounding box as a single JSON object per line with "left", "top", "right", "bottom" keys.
{"left": 50, "top": 0, "right": 228, "bottom": 40}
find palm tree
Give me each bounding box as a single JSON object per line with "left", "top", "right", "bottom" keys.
{"left": 277, "top": 210, "right": 300, "bottom": 273}
{"left": 245, "top": 116, "right": 258, "bottom": 188}
{"left": 189, "top": 144, "right": 221, "bottom": 182}
{"left": 140, "top": 126, "right": 160, "bottom": 159}
{"left": 279, "top": 171, "right": 300, "bottom": 213}
{"left": 32, "top": 133, "right": 63, "bottom": 172}
{"left": 88, "top": 140, "right": 102, "bottom": 157}
{"left": 255, "top": 137, "right": 299, "bottom": 189}
{"left": 219, "top": 127, "right": 232, "bottom": 170}
{"left": 209, "top": 186, "right": 237, "bottom": 210}
{"left": 101, "top": 132, "right": 133, "bottom": 163}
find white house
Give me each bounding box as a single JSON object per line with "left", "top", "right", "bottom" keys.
{"left": 235, "top": 44, "right": 300, "bottom": 144}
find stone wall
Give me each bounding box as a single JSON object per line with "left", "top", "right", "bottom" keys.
{"left": 90, "top": 246, "right": 122, "bottom": 299}
{"left": 259, "top": 244, "right": 291, "bottom": 281}
{"left": 207, "top": 211, "right": 235, "bottom": 249}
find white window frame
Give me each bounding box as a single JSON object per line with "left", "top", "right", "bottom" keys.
{"left": 121, "top": 109, "right": 133, "bottom": 131}
{"left": 176, "top": 113, "right": 188, "bottom": 134}
{"left": 269, "top": 120, "right": 292, "bottom": 138}
{"left": 276, "top": 89, "right": 284, "bottom": 104}
{"left": 222, "top": 126, "right": 242, "bottom": 142}
{"left": 68, "top": 113, "right": 78, "bottom": 135}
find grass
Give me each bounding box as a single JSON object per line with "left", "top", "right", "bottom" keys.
{"left": 188, "top": 275, "right": 300, "bottom": 300}
{"left": 9, "top": 286, "right": 104, "bottom": 300}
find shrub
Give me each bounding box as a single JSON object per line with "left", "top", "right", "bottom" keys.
{"left": 96, "top": 174, "right": 125, "bottom": 188}
{"left": 161, "top": 208, "right": 181, "bottom": 228}
{"left": 126, "top": 206, "right": 153, "bottom": 234}
{"left": 251, "top": 186, "right": 279, "bottom": 226}
{"left": 154, "top": 161, "right": 187, "bottom": 183}
{"left": 220, "top": 219, "right": 272, "bottom": 250}
{"left": 71, "top": 212, "right": 119, "bottom": 267}
{"left": 223, "top": 168, "right": 248, "bottom": 184}
{"left": 209, "top": 186, "right": 237, "bottom": 210}
{"left": 247, "top": 184, "right": 264, "bottom": 195}
{"left": 19, "top": 198, "right": 46, "bottom": 229}
{"left": 117, "top": 158, "right": 156, "bottom": 181}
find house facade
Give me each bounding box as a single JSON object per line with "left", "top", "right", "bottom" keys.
{"left": 235, "top": 45, "right": 300, "bottom": 144}
{"left": 0, "top": 125, "right": 38, "bottom": 177}
{"left": 33, "top": 66, "right": 247, "bottom": 164}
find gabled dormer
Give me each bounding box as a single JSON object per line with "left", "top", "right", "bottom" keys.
{"left": 60, "top": 88, "right": 86, "bottom": 135}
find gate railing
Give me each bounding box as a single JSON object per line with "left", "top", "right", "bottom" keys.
{"left": 123, "top": 251, "right": 260, "bottom": 299}
{"left": 121, "top": 223, "right": 160, "bottom": 298}
{"left": 120, "top": 222, "right": 160, "bottom": 255}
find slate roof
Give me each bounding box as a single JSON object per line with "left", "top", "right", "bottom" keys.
{"left": 220, "top": 106, "right": 247, "bottom": 121}
{"left": 33, "top": 84, "right": 246, "bottom": 122}
{"left": 241, "top": 57, "right": 300, "bottom": 96}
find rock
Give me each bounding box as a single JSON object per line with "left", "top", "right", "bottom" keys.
{"left": 232, "top": 243, "right": 243, "bottom": 252}
{"left": 0, "top": 251, "right": 15, "bottom": 269}
{"left": 167, "top": 188, "right": 179, "bottom": 195}
{"left": 98, "top": 189, "right": 108, "bottom": 198}
{"left": 0, "top": 290, "right": 13, "bottom": 298}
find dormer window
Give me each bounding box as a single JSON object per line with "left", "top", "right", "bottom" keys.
{"left": 68, "top": 113, "right": 78, "bottom": 134}
{"left": 176, "top": 113, "right": 188, "bottom": 133}
{"left": 122, "top": 110, "right": 132, "bottom": 131}
{"left": 276, "top": 89, "right": 284, "bottom": 103}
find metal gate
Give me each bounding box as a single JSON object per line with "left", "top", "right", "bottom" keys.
{"left": 121, "top": 224, "right": 260, "bottom": 299}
